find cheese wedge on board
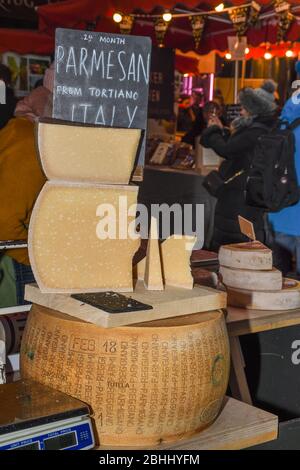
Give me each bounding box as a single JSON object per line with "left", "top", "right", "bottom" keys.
{"left": 219, "top": 241, "right": 272, "bottom": 270}
{"left": 29, "top": 182, "right": 139, "bottom": 293}
{"left": 219, "top": 265, "right": 283, "bottom": 292}
{"left": 37, "top": 119, "right": 142, "bottom": 184}
{"left": 160, "top": 235, "right": 196, "bottom": 289}
{"left": 144, "top": 217, "right": 164, "bottom": 290}
{"left": 227, "top": 278, "right": 300, "bottom": 310}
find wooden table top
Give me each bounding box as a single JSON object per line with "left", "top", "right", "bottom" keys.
{"left": 97, "top": 396, "right": 278, "bottom": 451}
{"left": 226, "top": 305, "right": 300, "bottom": 337}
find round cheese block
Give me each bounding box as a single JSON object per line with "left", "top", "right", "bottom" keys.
{"left": 219, "top": 265, "right": 282, "bottom": 292}
{"left": 219, "top": 242, "right": 273, "bottom": 271}
{"left": 20, "top": 305, "right": 230, "bottom": 447}
{"left": 227, "top": 278, "right": 300, "bottom": 310}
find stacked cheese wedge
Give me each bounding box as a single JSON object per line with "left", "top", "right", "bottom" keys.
{"left": 135, "top": 219, "right": 197, "bottom": 291}
{"left": 219, "top": 241, "right": 300, "bottom": 310}
{"left": 29, "top": 118, "right": 143, "bottom": 293}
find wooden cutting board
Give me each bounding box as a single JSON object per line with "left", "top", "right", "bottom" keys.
{"left": 25, "top": 281, "right": 227, "bottom": 328}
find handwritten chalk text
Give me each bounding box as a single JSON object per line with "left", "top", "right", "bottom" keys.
{"left": 56, "top": 46, "right": 150, "bottom": 84}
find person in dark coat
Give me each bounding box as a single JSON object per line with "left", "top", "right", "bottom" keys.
{"left": 0, "top": 64, "right": 17, "bottom": 130}
{"left": 200, "top": 80, "right": 278, "bottom": 251}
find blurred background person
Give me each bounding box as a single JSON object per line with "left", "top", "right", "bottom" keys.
{"left": 14, "top": 61, "right": 53, "bottom": 122}
{"left": 0, "top": 65, "right": 53, "bottom": 307}
{"left": 0, "top": 63, "right": 17, "bottom": 130}
{"left": 201, "top": 80, "right": 278, "bottom": 251}
{"left": 269, "top": 79, "right": 300, "bottom": 278}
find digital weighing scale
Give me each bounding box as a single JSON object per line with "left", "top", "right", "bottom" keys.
{"left": 0, "top": 380, "right": 94, "bottom": 450}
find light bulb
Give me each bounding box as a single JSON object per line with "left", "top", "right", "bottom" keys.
{"left": 183, "top": 73, "right": 189, "bottom": 77}
{"left": 215, "top": 3, "right": 225, "bottom": 12}
{"left": 113, "top": 12, "right": 123, "bottom": 23}
{"left": 162, "top": 12, "right": 172, "bottom": 22}
{"left": 264, "top": 51, "right": 273, "bottom": 60}
{"left": 245, "top": 47, "right": 250, "bottom": 54}
{"left": 286, "top": 50, "right": 294, "bottom": 58}
{"left": 225, "top": 52, "right": 232, "bottom": 60}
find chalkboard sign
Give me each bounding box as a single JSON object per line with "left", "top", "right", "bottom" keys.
{"left": 53, "top": 28, "right": 152, "bottom": 165}
{"left": 225, "top": 104, "right": 241, "bottom": 123}
{"left": 148, "top": 47, "right": 175, "bottom": 120}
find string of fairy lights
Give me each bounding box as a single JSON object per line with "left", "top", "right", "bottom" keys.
{"left": 112, "top": 1, "right": 299, "bottom": 60}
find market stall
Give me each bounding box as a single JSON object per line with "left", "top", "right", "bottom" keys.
{"left": 1, "top": 0, "right": 300, "bottom": 454}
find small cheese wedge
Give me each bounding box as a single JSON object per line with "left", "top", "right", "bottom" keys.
{"left": 160, "top": 235, "right": 196, "bottom": 289}
{"left": 227, "top": 279, "right": 300, "bottom": 310}
{"left": 219, "top": 241, "right": 272, "bottom": 270}
{"left": 144, "top": 217, "right": 164, "bottom": 290}
{"left": 29, "top": 182, "right": 139, "bottom": 293}
{"left": 37, "top": 119, "right": 142, "bottom": 184}
{"left": 219, "top": 265, "right": 283, "bottom": 292}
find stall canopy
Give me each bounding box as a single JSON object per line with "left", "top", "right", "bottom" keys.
{"left": 1, "top": 1, "right": 300, "bottom": 55}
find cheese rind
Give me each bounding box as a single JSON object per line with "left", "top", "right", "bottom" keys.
{"left": 220, "top": 265, "right": 283, "bottom": 292}
{"left": 21, "top": 304, "right": 230, "bottom": 446}
{"left": 160, "top": 235, "right": 196, "bottom": 289}
{"left": 29, "top": 182, "right": 139, "bottom": 293}
{"left": 37, "top": 120, "right": 142, "bottom": 184}
{"left": 219, "top": 242, "right": 272, "bottom": 270}
{"left": 227, "top": 279, "right": 300, "bottom": 310}
{"left": 144, "top": 217, "right": 164, "bottom": 290}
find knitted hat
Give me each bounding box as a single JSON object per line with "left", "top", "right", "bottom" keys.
{"left": 238, "top": 80, "right": 277, "bottom": 116}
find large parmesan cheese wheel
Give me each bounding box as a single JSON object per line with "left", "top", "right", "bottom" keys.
{"left": 227, "top": 278, "right": 300, "bottom": 310}
{"left": 28, "top": 182, "right": 139, "bottom": 293}
{"left": 219, "top": 266, "right": 282, "bottom": 292}
{"left": 20, "top": 304, "right": 230, "bottom": 447}
{"left": 37, "top": 119, "right": 142, "bottom": 184}
{"left": 219, "top": 242, "right": 272, "bottom": 271}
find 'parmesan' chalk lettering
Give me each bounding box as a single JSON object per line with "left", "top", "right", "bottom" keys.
{"left": 79, "top": 47, "right": 89, "bottom": 77}
{"left": 56, "top": 45, "right": 65, "bottom": 74}
{"left": 66, "top": 47, "right": 77, "bottom": 75}
{"left": 118, "top": 51, "right": 126, "bottom": 81}
{"left": 106, "top": 51, "right": 114, "bottom": 79}
{"left": 91, "top": 50, "right": 105, "bottom": 78}
{"left": 56, "top": 46, "right": 149, "bottom": 85}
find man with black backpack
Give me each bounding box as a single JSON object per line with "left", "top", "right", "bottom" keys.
{"left": 268, "top": 92, "right": 300, "bottom": 277}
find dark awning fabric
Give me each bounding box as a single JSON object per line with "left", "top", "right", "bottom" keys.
{"left": 175, "top": 53, "right": 200, "bottom": 74}
{"left": 34, "top": 0, "right": 300, "bottom": 54}
{"left": 0, "top": 29, "right": 54, "bottom": 54}
{"left": 1, "top": 1, "right": 300, "bottom": 55}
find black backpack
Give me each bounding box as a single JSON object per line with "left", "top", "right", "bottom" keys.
{"left": 245, "top": 119, "right": 300, "bottom": 212}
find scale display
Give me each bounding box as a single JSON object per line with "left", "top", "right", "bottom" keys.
{"left": 0, "top": 380, "right": 94, "bottom": 450}
{"left": 2, "top": 421, "right": 93, "bottom": 450}
{"left": 44, "top": 430, "right": 77, "bottom": 450}
{"left": 14, "top": 442, "right": 40, "bottom": 450}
